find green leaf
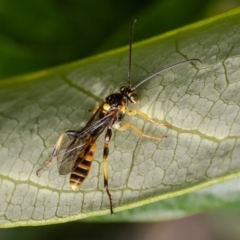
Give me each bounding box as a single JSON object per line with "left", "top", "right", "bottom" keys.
{"left": 1, "top": 8, "right": 240, "bottom": 227}
{"left": 88, "top": 177, "right": 240, "bottom": 222}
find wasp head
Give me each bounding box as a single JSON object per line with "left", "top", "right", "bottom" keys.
{"left": 120, "top": 86, "right": 139, "bottom": 104}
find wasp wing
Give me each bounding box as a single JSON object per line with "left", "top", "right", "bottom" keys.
{"left": 57, "top": 104, "right": 118, "bottom": 175}
{"left": 57, "top": 135, "right": 88, "bottom": 175}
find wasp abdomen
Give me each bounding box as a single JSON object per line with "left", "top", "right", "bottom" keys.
{"left": 70, "top": 142, "right": 96, "bottom": 191}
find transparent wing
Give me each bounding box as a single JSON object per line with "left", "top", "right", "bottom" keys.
{"left": 57, "top": 136, "right": 88, "bottom": 175}
{"left": 57, "top": 105, "right": 119, "bottom": 175}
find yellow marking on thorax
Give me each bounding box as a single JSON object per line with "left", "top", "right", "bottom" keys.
{"left": 121, "top": 101, "right": 127, "bottom": 114}
{"left": 102, "top": 103, "right": 111, "bottom": 114}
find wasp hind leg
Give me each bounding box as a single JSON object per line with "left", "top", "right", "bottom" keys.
{"left": 102, "top": 128, "right": 115, "bottom": 214}
{"left": 36, "top": 130, "right": 79, "bottom": 176}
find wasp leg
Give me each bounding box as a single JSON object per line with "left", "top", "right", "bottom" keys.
{"left": 108, "top": 89, "right": 114, "bottom": 94}
{"left": 117, "top": 122, "right": 165, "bottom": 140}
{"left": 127, "top": 109, "right": 169, "bottom": 127}
{"left": 102, "top": 128, "right": 115, "bottom": 214}
{"left": 36, "top": 130, "right": 79, "bottom": 176}
{"left": 89, "top": 105, "right": 100, "bottom": 114}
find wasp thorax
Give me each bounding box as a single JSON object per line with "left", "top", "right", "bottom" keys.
{"left": 105, "top": 93, "right": 123, "bottom": 105}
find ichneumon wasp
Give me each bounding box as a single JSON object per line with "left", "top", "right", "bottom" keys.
{"left": 36, "top": 19, "right": 201, "bottom": 214}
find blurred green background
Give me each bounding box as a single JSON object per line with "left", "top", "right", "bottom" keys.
{"left": 0, "top": 0, "right": 239, "bottom": 80}
{"left": 1, "top": 0, "right": 240, "bottom": 239}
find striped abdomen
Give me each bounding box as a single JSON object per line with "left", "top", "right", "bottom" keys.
{"left": 70, "top": 142, "right": 96, "bottom": 191}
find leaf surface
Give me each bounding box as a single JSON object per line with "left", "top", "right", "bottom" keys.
{"left": 1, "top": 8, "right": 240, "bottom": 227}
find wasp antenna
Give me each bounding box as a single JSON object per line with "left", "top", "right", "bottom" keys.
{"left": 128, "top": 19, "right": 137, "bottom": 87}
{"left": 133, "top": 58, "right": 202, "bottom": 89}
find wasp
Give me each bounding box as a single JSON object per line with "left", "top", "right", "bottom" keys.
{"left": 36, "top": 19, "right": 201, "bottom": 214}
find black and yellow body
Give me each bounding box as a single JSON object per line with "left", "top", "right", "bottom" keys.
{"left": 36, "top": 19, "right": 201, "bottom": 214}
{"left": 67, "top": 87, "right": 139, "bottom": 214}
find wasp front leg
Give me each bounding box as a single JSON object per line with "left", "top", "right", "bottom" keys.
{"left": 127, "top": 109, "right": 169, "bottom": 128}
{"left": 102, "top": 128, "right": 115, "bottom": 214}
{"left": 36, "top": 130, "right": 79, "bottom": 176}
{"left": 116, "top": 122, "right": 165, "bottom": 140}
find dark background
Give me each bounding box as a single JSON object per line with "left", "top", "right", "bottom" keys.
{"left": 1, "top": 0, "right": 240, "bottom": 239}
{"left": 0, "top": 0, "right": 239, "bottom": 80}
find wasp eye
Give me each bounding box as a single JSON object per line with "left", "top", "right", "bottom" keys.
{"left": 130, "top": 93, "right": 139, "bottom": 103}
{"left": 120, "top": 86, "right": 128, "bottom": 94}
